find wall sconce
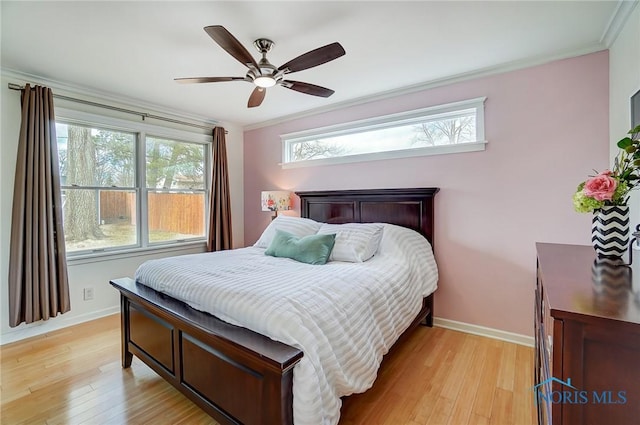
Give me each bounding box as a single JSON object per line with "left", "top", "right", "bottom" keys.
{"left": 261, "top": 190, "right": 292, "bottom": 219}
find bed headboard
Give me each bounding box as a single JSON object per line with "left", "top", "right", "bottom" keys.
{"left": 296, "top": 188, "right": 439, "bottom": 244}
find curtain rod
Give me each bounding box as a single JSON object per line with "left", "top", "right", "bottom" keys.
{"left": 7, "top": 83, "right": 225, "bottom": 133}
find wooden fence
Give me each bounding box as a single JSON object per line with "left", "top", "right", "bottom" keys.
{"left": 99, "top": 191, "right": 135, "bottom": 224}
{"left": 100, "top": 191, "right": 204, "bottom": 236}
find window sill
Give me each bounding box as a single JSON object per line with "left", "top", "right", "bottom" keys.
{"left": 65, "top": 241, "right": 207, "bottom": 265}
{"left": 281, "top": 140, "right": 487, "bottom": 169}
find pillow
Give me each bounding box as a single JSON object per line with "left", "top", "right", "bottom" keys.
{"left": 317, "top": 222, "right": 384, "bottom": 262}
{"left": 265, "top": 230, "right": 336, "bottom": 265}
{"left": 254, "top": 215, "right": 322, "bottom": 248}
{"left": 377, "top": 223, "right": 432, "bottom": 256}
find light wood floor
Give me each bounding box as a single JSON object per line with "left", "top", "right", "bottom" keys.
{"left": 1, "top": 315, "right": 535, "bottom": 425}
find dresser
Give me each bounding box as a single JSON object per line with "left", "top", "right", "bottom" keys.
{"left": 535, "top": 243, "right": 640, "bottom": 425}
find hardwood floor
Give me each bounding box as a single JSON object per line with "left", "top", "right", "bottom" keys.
{"left": 340, "top": 325, "right": 535, "bottom": 425}
{"left": 1, "top": 315, "right": 535, "bottom": 425}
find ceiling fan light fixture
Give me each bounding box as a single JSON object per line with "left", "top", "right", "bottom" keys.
{"left": 254, "top": 76, "right": 276, "bottom": 88}
{"left": 176, "top": 26, "right": 345, "bottom": 108}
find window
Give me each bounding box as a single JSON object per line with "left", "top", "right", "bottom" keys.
{"left": 281, "top": 97, "right": 486, "bottom": 167}
{"left": 56, "top": 117, "right": 209, "bottom": 256}
{"left": 145, "top": 136, "right": 206, "bottom": 245}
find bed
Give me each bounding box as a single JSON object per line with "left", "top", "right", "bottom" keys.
{"left": 110, "top": 187, "right": 439, "bottom": 425}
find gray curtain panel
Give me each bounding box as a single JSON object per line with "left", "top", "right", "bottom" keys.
{"left": 207, "top": 126, "right": 233, "bottom": 251}
{"left": 9, "top": 84, "right": 70, "bottom": 327}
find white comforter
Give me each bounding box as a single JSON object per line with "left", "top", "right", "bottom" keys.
{"left": 135, "top": 224, "right": 438, "bottom": 425}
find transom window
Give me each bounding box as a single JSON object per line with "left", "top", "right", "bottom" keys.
{"left": 281, "top": 97, "right": 486, "bottom": 167}
{"left": 56, "top": 118, "right": 209, "bottom": 256}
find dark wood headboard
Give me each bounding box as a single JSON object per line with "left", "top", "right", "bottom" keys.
{"left": 296, "top": 188, "right": 439, "bottom": 244}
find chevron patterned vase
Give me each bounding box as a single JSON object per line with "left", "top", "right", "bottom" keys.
{"left": 591, "top": 205, "right": 629, "bottom": 258}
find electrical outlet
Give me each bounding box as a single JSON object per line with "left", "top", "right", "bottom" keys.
{"left": 83, "top": 287, "right": 94, "bottom": 301}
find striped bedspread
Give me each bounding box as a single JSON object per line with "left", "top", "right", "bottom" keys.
{"left": 135, "top": 224, "right": 438, "bottom": 425}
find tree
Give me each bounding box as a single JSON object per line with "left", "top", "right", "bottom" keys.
{"left": 60, "top": 128, "right": 205, "bottom": 246}
{"left": 292, "top": 140, "right": 347, "bottom": 161}
{"left": 146, "top": 139, "right": 163, "bottom": 188}
{"left": 94, "top": 130, "right": 135, "bottom": 187}
{"left": 412, "top": 116, "right": 475, "bottom": 146}
{"left": 64, "top": 126, "right": 104, "bottom": 241}
{"left": 146, "top": 138, "right": 204, "bottom": 189}
{"left": 58, "top": 149, "right": 67, "bottom": 182}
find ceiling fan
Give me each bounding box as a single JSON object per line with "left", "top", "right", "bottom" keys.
{"left": 175, "top": 25, "right": 346, "bottom": 108}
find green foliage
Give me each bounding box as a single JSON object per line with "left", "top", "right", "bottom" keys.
{"left": 573, "top": 190, "right": 604, "bottom": 213}
{"left": 573, "top": 127, "right": 640, "bottom": 213}
{"left": 612, "top": 127, "right": 640, "bottom": 194}
{"left": 94, "top": 129, "right": 135, "bottom": 187}
{"left": 146, "top": 137, "right": 204, "bottom": 189}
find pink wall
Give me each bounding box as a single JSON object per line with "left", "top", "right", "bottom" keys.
{"left": 243, "top": 51, "right": 609, "bottom": 336}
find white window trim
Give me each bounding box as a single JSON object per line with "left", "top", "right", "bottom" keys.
{"left": 56, "top": 108, "right": 212, "bottom": 145}
{"left": 280, "top": 97, "right": 487, "bottom": 168}
{"left": 66, "top": 241, "right": 207, "bottom": 265}
{"left": 56, "top": 107, "right": 212, "bottom": 258}
{"left": 282, "top": 141, "right": 487, "bottom": 169}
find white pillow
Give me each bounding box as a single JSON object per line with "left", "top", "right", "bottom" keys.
{"left": 254, "top": 216, "right": 322, "bottom": 248}
{"left": 377, "top": 223, "right": 431, "bottom": 256}
{"left": 317, "top": 222, "right": 384, "bottom": 262}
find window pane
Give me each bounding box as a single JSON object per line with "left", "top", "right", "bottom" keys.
{"left": 289, "top": 109, "right": 477, "bottom": 162}
{"left": 412, "top": 113, "right": 476, "bottom": 146}
{"left": 146, "top": 137, "right": 205, "bottom": 189}
{"left": 62, "top": 189, "right": 137, "bottom": 252}
{"left": 56, "top": 123, "right": 135, "bottom": 187}
{"left": 147, "top": 192, "right": 205, "bottom": 243}
{"left": 282, "top": 99, "right": 486, "bottom": 165}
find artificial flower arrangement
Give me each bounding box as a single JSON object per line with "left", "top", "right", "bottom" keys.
{"left": 573, "top": 125, "right": 640, "bottom": 213}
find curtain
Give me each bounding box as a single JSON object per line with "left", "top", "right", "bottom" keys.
{"left": 8, "top": 84, "right": 70, "bottom": 327}
{"left": 207, "top": 126, "right": 233, "bottom": 251}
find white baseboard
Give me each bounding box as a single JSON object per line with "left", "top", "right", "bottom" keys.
{"left": 433, "top": 317, "right": 534, "bottom": 347}
{"left": 0, "top": 307, "right": 120, "bottom": 346}
{"left": 1, "top": 310, "right": 535, "bottom": 348}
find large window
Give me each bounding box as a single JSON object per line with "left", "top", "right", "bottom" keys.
{"left": 56, "top": 119, "right": 209, "bottom": 256}
{"left": 281, "top": 97, "right": 486, "bottom": 167}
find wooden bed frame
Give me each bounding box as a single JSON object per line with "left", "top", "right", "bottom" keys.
{"left": 110, "top": 187, "right": 439, "bottom": 425}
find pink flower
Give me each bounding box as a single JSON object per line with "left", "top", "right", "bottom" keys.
{"left": 583, "top": 170, "right": 618, "bottom": 201}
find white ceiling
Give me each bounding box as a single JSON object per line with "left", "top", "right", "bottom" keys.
{"left": 0, "top": 1, "right": 630, "bottom": 128}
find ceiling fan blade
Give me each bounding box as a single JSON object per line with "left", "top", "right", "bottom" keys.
{"left": 248, "top": 87, "right": 266, "bottom": 108}
{"left": 174, "top": 77, "right": 247, "bottom": 84}
{"left": 278, "top": 42, "right": 345, "bottom": 74}
{"left": 281, "top": 80, "right": 335, "bottom": 98}
{"left": 204, "top": 25, "right": 259, "bottom": 69}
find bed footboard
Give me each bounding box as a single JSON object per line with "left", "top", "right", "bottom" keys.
{"left": 110, "top": 277, "right": 303, "bottom": 425}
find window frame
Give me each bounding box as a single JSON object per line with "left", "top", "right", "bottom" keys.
{"left": 280, "top": 97, "right": 487, "bottom": 168}
{"left": 55, "top": 107, "right": 211, "bottom": 259}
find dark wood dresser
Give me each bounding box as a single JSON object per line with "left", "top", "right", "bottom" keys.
{"left": 535, "top": 243, "right": 640, "bottom": 425}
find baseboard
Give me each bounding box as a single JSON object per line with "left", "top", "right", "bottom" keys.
{"left": 433, "top": 317, "right": 534, "bottom": 347}
{"left": 0, "top": 307, "right": 120, "bottom": 346}
{"left": 1, "top": 310, "right": 534, "bottom": 347}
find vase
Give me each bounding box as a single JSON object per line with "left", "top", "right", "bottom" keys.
{"left": 591, "top": 205, "right": 629, "bottom": 258}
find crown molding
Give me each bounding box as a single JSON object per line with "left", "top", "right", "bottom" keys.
{"left": 243, "top": 43, "right": 607, "bottom": 132}
{"left": 1, "top": 68, "right": 222, "bottom": 128}
{"left": 601, "top": 0, "right": 639, "bottom": 47}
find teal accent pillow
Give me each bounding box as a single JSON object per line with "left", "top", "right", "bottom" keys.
{"left": 265, "top": 230, "right": 336, "bottom": 265}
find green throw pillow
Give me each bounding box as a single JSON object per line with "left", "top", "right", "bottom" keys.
{"left": 265, "top": 230, "right": 336, "bottom": 265}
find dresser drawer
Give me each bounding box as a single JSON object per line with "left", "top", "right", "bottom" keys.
{"left": 535, "top": 243, "right": 640, "bottom": 425}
